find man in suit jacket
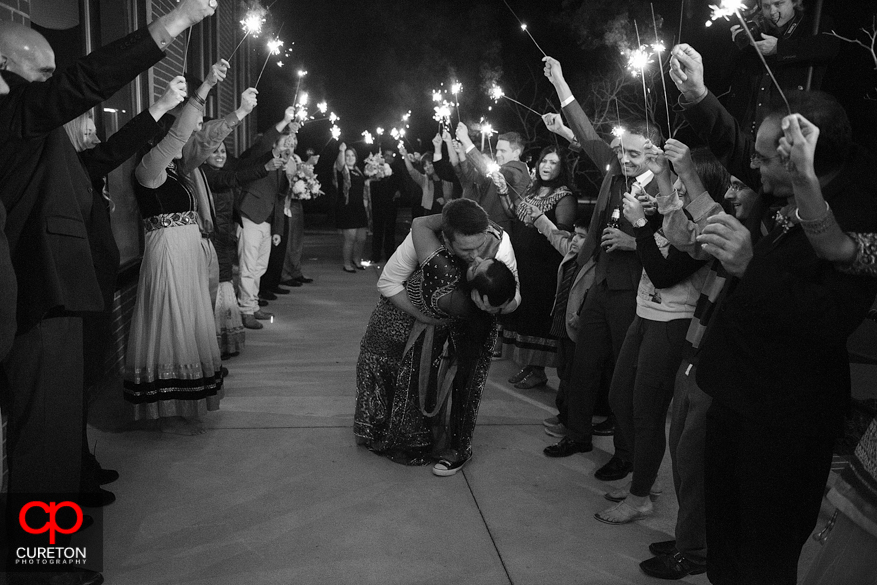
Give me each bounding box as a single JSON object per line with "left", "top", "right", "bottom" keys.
{"left": 0, "top": 5, "right": 215, "bottom": 581}
{"left": 539, "top": 57, "right": 663, "bottom": 482}
{"left": 235, "top": 109, "right": 297, "bottom": 328}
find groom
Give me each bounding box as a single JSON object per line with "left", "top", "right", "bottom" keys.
{"left": 378, "top": 198, "right": 520, "bottom": 319}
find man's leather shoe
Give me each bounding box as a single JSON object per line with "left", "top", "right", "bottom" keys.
{"left": 258, "top": 299, "right": 269, "bottom": 307}
{"left": 592, "top": 415, "right": 615, "bottom": 436}
{"left": 595, "top": 455, "right": 632, "bottom": 481}
{"left": 271, "top": 286, "right": 290, "bottom": 294}
{"left": 242, "top": 314, "right": 263, "bottom": 329}
{"left": 648, "top": 540, "right": 677, "bottom": 557}
{"left": 543, "top": 436, "right": 593, "bottom": 458}
{"left": 297, "top": 276, "right": 313, "bottom": 283}
{"left": 260, "top": 290, "right": 277, "bottom": 300}
{"left": 253, "top": 310, "right": 273, "bottom": 320}
{"left": 639, "top": 552, "right": 707, "bottom": 579}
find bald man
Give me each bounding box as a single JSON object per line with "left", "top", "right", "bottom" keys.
{"left": 0, "top": 3, "right": 216, "bottom": 583}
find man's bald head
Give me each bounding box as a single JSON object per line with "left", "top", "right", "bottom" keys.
{"left": 0, "top": 21, "right": 55, "bottom": 82}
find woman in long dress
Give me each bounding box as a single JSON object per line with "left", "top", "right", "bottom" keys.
{"left": 502, "top": 146, "right": 576, "bottom": 389}
{"left": 354, "top": 207, "right": 516, "bottom": 474}
{"left": 123, "top": 70, "right": 226, "bottom": 435}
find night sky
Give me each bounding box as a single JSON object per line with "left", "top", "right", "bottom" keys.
{"left": 253, "top": 0, "right": 875, "bottom": 159}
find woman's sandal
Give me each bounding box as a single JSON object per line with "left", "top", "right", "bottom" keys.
{"left": 594, "top": 500, "right": 653, "bottom": 525}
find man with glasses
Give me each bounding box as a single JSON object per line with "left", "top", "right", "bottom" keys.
{"left": 667, "top": 43, "right": 877, "bottom": 585}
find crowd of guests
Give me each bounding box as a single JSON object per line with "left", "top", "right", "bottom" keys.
{"left": 1, "top": 0, "right": 876, "bottom": 583}
{"left": 353, "top": 1, "right": 877, "bottom": 584}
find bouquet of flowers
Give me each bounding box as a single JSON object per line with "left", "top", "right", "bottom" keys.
{"left": 363, "top": 153, "right": 393, "bottom": 179}
{"left": 288, "top": 161, "right": 324, "bottom": 201}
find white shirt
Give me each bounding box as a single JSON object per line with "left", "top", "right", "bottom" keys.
{"left": 377, "top": 231, "right": 521, "bottom": 312}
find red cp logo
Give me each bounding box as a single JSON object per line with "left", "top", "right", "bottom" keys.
{"left": 19, "top": 501, "right": 83, "bottom": 544}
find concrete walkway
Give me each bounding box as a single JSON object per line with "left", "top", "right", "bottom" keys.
{"left": 85, "top": 231, "right": 830, "bottom": 585}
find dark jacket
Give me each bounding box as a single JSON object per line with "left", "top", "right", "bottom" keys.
{"left": 561, "top": 98, "right": 659, "bottom": 292}
{"left": 237, "top": 126, "right": 285, "bottom": 229}
{"left": 684, "top": 91, "right": 877, "bottom": 438}
{"left": 77, "top": 109, "right": 162, "bottom": 308}
{"left": 458, "top": 153, "right": 530, "bottom": 233}
{"left": 724, "top": 10, "right": 839, "bottom": 136}
{"left": 202, "top": 152, "right": 272, "bottom": 281}
{"left": 0, "top": 25, "right": 169, "bottom": 334}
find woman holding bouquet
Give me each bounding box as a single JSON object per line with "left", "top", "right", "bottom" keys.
{"left": 333, "top": 143, "right": 369, "bottom": 272}
{"left": 354, "top": 201, "right": 516, "bottom": 474}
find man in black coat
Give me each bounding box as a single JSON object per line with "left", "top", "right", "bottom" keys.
{"left": 0, "top": 3, "right": 216, "bottom": 582}
{"left": 669, "top": 43, "right": 877, "bottom": 585}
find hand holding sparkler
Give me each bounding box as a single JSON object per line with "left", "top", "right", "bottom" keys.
{"left": 233, "top": 87, "right": 259, "bottom": 120}
{"left": 642, "top": 141, "right": 670, "bottom": 177}
{"left": 455, "top": 122, "right": 474, "bottom": 150}
{"left": 542, "top": 56, "right": 575, "bottom": 106}
{"left": 777, "top": 114, "right": 819, "bottom": 185}
{"left": 541, "top": 112, "right": 574, "bottom": 142}
{"left": 662, "top": 138, "right": 696, "bottom": 181}
{"left": 164, "top": 0, "right": 218, "bottom": 37}
{"left": 152, "top": 77, "right": 188, "bottom": 116}
{"left": 669, "top": 44, "right": 708, "bottom": 103}
{"left": 205, "top": 59, "right": 230, "bottom": 86}
{"left": 431, "top": 133, "right": 443, "bottom": 151}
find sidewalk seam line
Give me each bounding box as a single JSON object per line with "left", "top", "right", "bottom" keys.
{"left": 463, "top": 469, "right": 514, "bottom": 585}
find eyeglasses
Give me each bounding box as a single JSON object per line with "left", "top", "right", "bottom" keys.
{"left": 750, "top": 152, "right": 780, "bottom": 168}
{"left": 727, "top": 182, "right": 749, "bottom": 192}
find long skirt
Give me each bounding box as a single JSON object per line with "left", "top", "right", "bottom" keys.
{"left": 123, "top": 224, "right": 223, "bottom": 419}
{"left": 215, "top": 280, "right": 245, "bottom": 357}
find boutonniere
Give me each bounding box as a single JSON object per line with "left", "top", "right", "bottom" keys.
{"left": 774, "top": 210, "right": 795, "bottom": 234}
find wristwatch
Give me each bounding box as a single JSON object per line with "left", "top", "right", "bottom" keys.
{"left": 633, "top": 217, "right": 648, "bottom": 228}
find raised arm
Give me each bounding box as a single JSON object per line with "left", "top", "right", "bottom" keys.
{"left": 543, "top": 56, "right": 615, "bottom": 174}
{"left": 180, "top": 84, "right": 259, "bottom": 174}
{"left": 0, "top": 0, "right": 216, "bottom": 138}
{"left": 134, "top": 75, "right": 203, "bottom": 188}
{"left": 668, "top": 44, "right": 760, "bottom": 188}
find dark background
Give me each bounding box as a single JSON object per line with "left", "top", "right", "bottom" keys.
{"left": 247, "top": 0, "right": 875, "bottom": 197}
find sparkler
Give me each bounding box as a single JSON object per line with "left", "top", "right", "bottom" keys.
{"left": 633, "top": 21, "right": 650, "bottom": 138}
{"left": 181, "top": 30, "right": 192, "bottom": 75}
{"left": 293, "top": 69, "right": 307, "bottom": 110}
{"left": 317, "top": 101, "right": 328, "bottom": 114}
{"left": 614, "top": 98, "right": 629, "bottom": 184}
{"left": 480, "top": 119, "right": 495, "bottom": 154}
{"left": 451, "top": 81, "right": 463, "bottom": 124}
{"left": 500, "top": 0, "right": 548, "bottom": 57}
{"left": 651, "top": 3, "right": 673, "bottom": 137}
{"left": 704, "top": 0, "right": 790, "bottom": 114}
{"left": 488, "top": 84, "right": 541, "bottom": 116}
{"left": 229, "top": 6, "right": 267, "bottom": 60}
{"left": 376, "top": 127, "right": 384, "bottom": 136}
{"left": 432, "top": 90, "right": 443, "bottom": 103}
{"left": 678, "top": 0, "right": 685, "bottom": 44}
{"left": 255, "top": 37, "right": 283, "bottom": 88}
{"left": 434, "top": 102, "right": 452, "bottom": 133}
{"left": 330, "top": 125, "right": 341, "bottom": 141}
{"left": 362, "top": 130, "right": 374, "bottom": 145}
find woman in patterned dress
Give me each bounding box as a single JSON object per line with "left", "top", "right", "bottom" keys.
{"left": 354, "top": 208, "right": 516, "bottom": 474}
{"left": 502, "top": 146, "right": 577, "bottom": 389}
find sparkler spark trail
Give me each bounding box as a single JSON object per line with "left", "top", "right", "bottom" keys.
{"left": 652, "top": 3, "right": 673, "bottom": 136}
{"left": 229, "top": 6, "right": 267, "bottom": 60}
{"left": 488, "top": 84, "right": 542, "bottom": 116}
{"left": 633, "top": 21, "right": 650, "bottom": 138}
{"left": 331, "top": 125, "right": 341, "bottom": 141}
{"left": 255, "top": 37, "right": 284, "bottom": 88}
{"left": 317, "top": 101, "right": 328, "bottom": 114}
{"left": 451, "top": 81, "right": 463, "bottom": 124}
{"left": 500, "top": 0, "right": 548, "bottom": 57}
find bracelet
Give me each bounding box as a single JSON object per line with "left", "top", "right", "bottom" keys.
{"left": 191, "top": 94, "right": 206, "bottom": 108}
{"left": 795, "top": 202, "right": 835, "bottom": 235}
